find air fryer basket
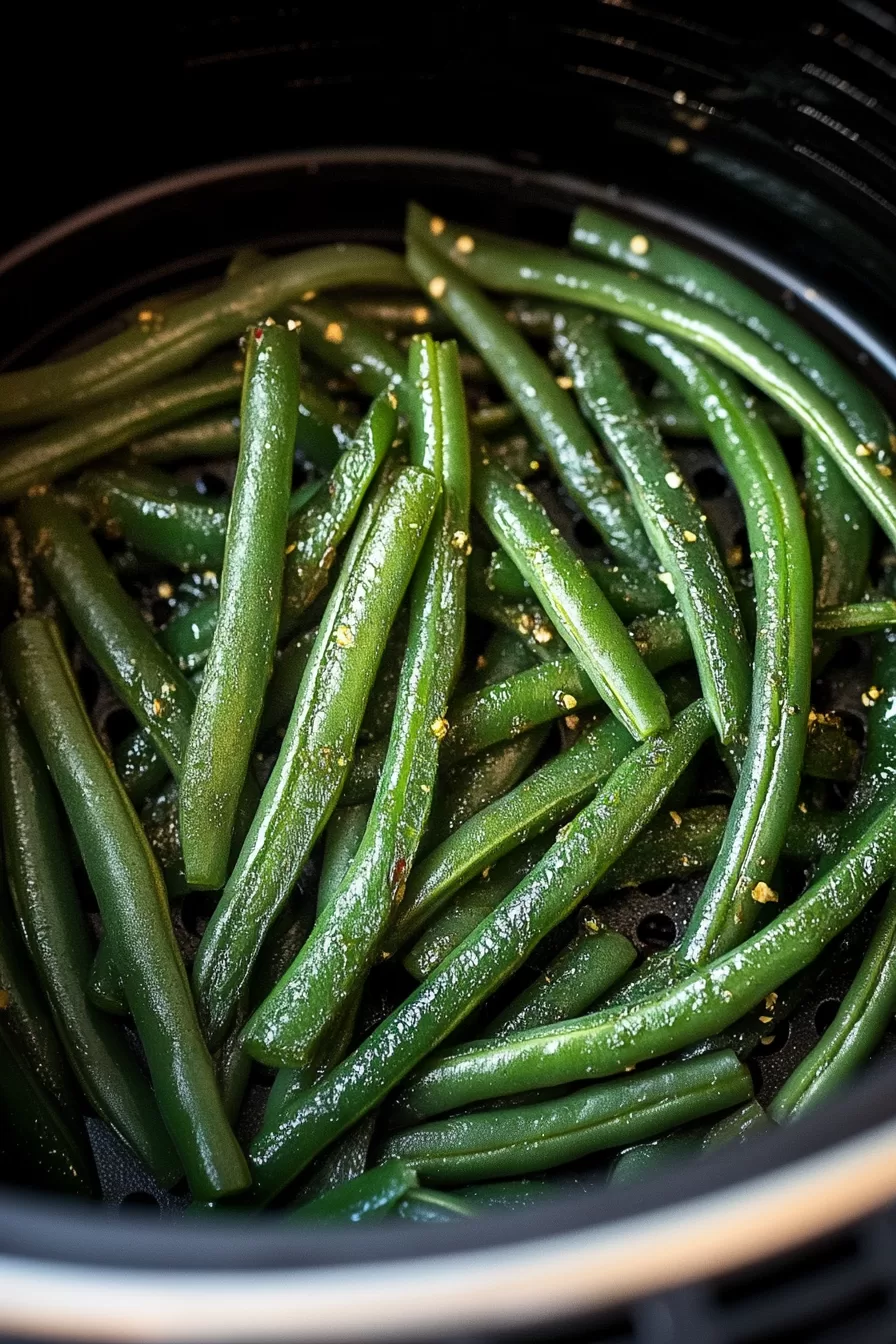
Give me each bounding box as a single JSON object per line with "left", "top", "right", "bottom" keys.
{"left": 2, "top": 6, "right": 896, "bottom": 1342}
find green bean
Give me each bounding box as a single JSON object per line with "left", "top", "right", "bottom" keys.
{"left": 294, "top": 382, "right": 363, "bottom": 470}
{"left": 317, "top": 805, "right": 370, "bottom": 914}
{"left": 0, "top": 361, "right": 242, "bottom": 498}
{"left": 472, "top": 457, "right": 669, "bottom": 739}
{"left": 20, "top": 493, "right": 197, "bottom": 782}
{"left": 414, "top": 209, "right": 896, "bottom": 545}
{"left": 256, "top": 628, "right": 319, "bottom": 742}
{"left": 394, "top": 1188, "right": 477, "bottom": 1221}
{"left": 813, "top": 600, "right": 896, "bottom": 637}
{"left": 87, "top": 938, "right": 128, "bottom": 1016}
{"left": 391, "top": 715, "right": 635, "bottom": 951}
{"left": 392, "top": 781, "right": 896, "bottom": 1122}
{"left": 0, "top": 678, "right": 183, "bottom": 1180}
{"left": 382, "top": 1051, "right": 750, "bottom": 1183}
{"left": 803, "top": 435, "right": 872, "bottom": 611}
{"left": 159, "top": 597, "right": 221, "bottom": 674}
{"left": 571, "top": 203, "right": 893, "bottom": 460}
{"left": 181, "top": 323, "right": 301, "bottom": 888}
{"left": 242, "top": 338, "right": 470, "bottom": 1068}
{"left": 613, "top": 326, "right": 813, "bottom": 966}
{"left": 291, "top": 1114, "right": 377, "bottom": 1203}
{"left": 404, "top": 220, "right": 655, "bottom": 572}
{"left": 803, "top": 717, "right": 860, "bottom": 782}
{"left": 466, "top": 558, "right": 559, "bottom": 661}
{"left": 340, "top": 294, "right": 454, "bottom": 335}
{"left": 2, "top": 615, "right": 248, "bottom": 1200}
{"left": 0, "top": 826, "right": 79, "bottom": 1122}
{"left": 557, "top": 312, "right": 748, "bottom": 745}
{"left": 0, "top": 244, "right": 411, "bottom": 427}
{"left": 485, "top": 549, "right": 670, "bottom": 621}
{"left": 427, "top": 728, "right": 549, "bottom": 849}
{"left": 610, "top": 1131, "right": 703, "bottom": 1184}
{"left": 643, "top": 396, "right": 797, "bottom": 439}
{"left": 703, "top": 1101, "right": 773, "bottom": 1150}
{"left": 403, "top": 838, "right": 554, "bottom": 982}
{"left": 193, "top": 464, "right": 438, "bottom": 1048}
{"left": 288, "top": 1160, "right": 418, "bottom": 1223}
{"left": 485, "top": 922, "right": 636, "bottom": 1038}
{"left": 128, "top": 411, "right": 242, "bottom": 464}
{"left": 770, "top": 885, "right": 896, "bottom": 1123}
{"left": 247, "top": 700, "right": 711, "bottom": 1202}
{"left": 81, "top": 467, "right": 228, "bottom": 570}
{"left": 0, "top": 1021, "right": 97, "bottom": 1197}
{"left": 288, "top": 300, "right": 406, "bottom": 401}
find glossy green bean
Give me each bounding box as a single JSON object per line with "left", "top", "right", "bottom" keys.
{"left": 610, "top": 1131, "right": 703, "bottom": 1184}
{"left": 644, "top": 396, "right": 797, "bottom": 439}
{"left": 557, "top": 312, "right": 748, "bottom": 745}
{"left": 455, "top": 1179, "right": 550, "bottom": 1210}
{"left": 394, "top": 1188, "right": 477, "bottom": 1221}
{"left": 393, "top": 782, "right": 896, "bottom": 1122}
{"left": 128, "top": 410, "right": 242, "bottom": 463}
{"left": 0, "top": 360, "right": 242, "bottom": 498}
{"left": 813, "top": 600, "right": 896, "bottom": 636}
{"left": 427, "top": 729, "right": 549, "bottom": 850}
{"left": 159, "top": 597, "right": 221, "bottom": 674}
{"left": 803, "top": 434, "right": 872, "bottom": 612}
{"left": 485, "top": 922, "right": 636, "bottom": 1038}
{"left": 472, "top": 457, "right": 669, "bottom": 739}
{"left": 382, "top": 1051, "right": 750, "bottom": 1183}
{"left": 20, "top": 493, "right": 196, "bottom": 782}
{"left": 81, "top": 467, "right": 228, "bottom": 570}
{"left": 614, "top": 326, "right": 813, "bottom": 966}
{"left": 181, "top": 323, "right": 301, "bottom": 888}
{"left": 466, "top": 558, "right": 559, "bottom": 661}
{"left": 415, "top": 209, "right": 896, "bottom": 546}
{"left": 87, "top": 937, "right": 128, "bottom": 1016}
{"left": 288, "top": 300, "right": 407, "bottom": 401}
{"left": 288, "top": 1160, "right": 418, "bottom": 1223}
{"left": 247, "top": 700, "right": 711, "bottom": 1202}
{"left": 193, "top": 464, "right": 438, "bottom": 1048}
{"left": 242, "top": 338, "right": 470, "bottom": 1068}
{"left": 571, "top": 204, "right": 893, "bottom": 459}
{"left": 703, "top": 1101, "right": 773, "bottom": 1150}
{"left": 404, "top": 219, "right": 655, "bottom": 572}
{"left": 317, "top": 805, "right": 370, "bottom": 914}
{"left": 0, "top": 679, "right": 182, "bottom": 1181}
{"left": 485, "top": 549, "right": 670, "bottom": 621}
{"left": 0, "top": 244, "right": 411, "bottom": 427}
{"left": 770, "top": 885, "right": 896, "bottom": 1123}
{"left": 2, "top": 615, "right": 248, "bottom": 1200}
{"left": 391, "top": 715, "right": 635, "bottom": 951}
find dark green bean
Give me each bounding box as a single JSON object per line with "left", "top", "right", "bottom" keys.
{"left": 404, "top": 219, "right": 655, "bottom": 572}
{"left": 247, "top": 700, "right": 712, "bottom": 1202}
{"left": 0, "top": 244, "right": 411, "bottom": 427}
{"left": 128, "top": 410, "right": 242, "bottom": 463}
{"left": 193, "top": 464, "right": 439, "bottom": 1048}
{"left": 0, "top": 678, "right": 183, "bottom": 1180}
{"left": 427, "top": 729, "right": 549, "bottom": 850}
{"left": 20, "top": 493, "right": 197, "bottom": 782}
{"left": 394, "top": 1188, "right": 477, "bottom": 1221}
{"left": 382, "top": 1051, "right": 750, "bottom": 1183}
{"left": 485, "top": 922, "right": 636, "bottom": 1038}
{"left": 181, "top": 323, "right": 301, "bottom": 888}
{"left": 813, "top": 600, "right": 896, "bottom": 637}
{"left": 613, "top": 326, "right": 813, "bottom": 966}
{"left": 610, "top": 1131, "right": 703, "bottom": 1184}
{"left": 393, "top": 779, "right": 896, "bottom": 1122}
{"left": 288, "top": 1160, "right": 418, "bottom": 1223}
{"left": 0, "top": 360, "right": 242, "bottom": 498}
{"left": 3, "top": 616, "right": 248, "bottom": 1199}
{"left": 413, "top": 209, "right": 896, "bottom": 545}
{"left": 770, "top": 885, "right": 896, "bottom": 1123}
{"left": 472, "top": 456, "right": 669, "bottom": 739}
{"left": 288, "top": 300, "right": 407, "bottom": 401}
{"left": 159, "top": 597, "right": 221, "bottom": 674}
{"left": 485, "top": 548, "right": 671, "bottom": 621}
{"left": 242, "top": 338, "right": 470, "bottom": 1068}
{"left": 557, "top": 312, "right": 748, "bottom": 745}
{"left": 643, "top": 396, "right": 797, "bottom": 439}
{"left": 317, "top": 805, "right": 370, "bottom": 914}
{"left": 703, "top": 1101, "right": 773, "bottom": 1150}
{"left": 803, "top": 434, "right": 872, "bottom": 611}
{"left": 466, "top": 558, "right": 559, "bottom": 661}
{"left": 81, "top": 467, "right": 228, "bottom": 570}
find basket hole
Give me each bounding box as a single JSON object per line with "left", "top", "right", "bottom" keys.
{"left": 827, "top": 638, "right": 863, "bottom": 671}
{"left": 693, "top": 465, "right": 728, "bottom": 499}
{"left": 754, "top": 1017, "right": 791, "bottom": 1056}
{"left": 573, "top": 517, "right": 600, "bottom": 549}
{"left": 814, "top": 998, "right": 841, "bottom": 1035}
{"left": 636, "top": 912, "right": 676, "bottom": 950}
{"left": 76, "top": 664, "right": 100, "bottom": 712}
{"left": 195, "top": 471, "right": 229, "bottom": 498}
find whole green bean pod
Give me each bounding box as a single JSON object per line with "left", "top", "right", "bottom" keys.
{"left": 0, "top": 360, "right": 242, "bottom": 498}
{"left": 613, "top": 325, "right": 813, "bottom": 966}
{"left": 770, "top": 885, "right": 896, "bottom": 1123}
{"left": 472, "top": 456, "right": 669, "bottom": 740}
{"left": 485, "top": 549, "right": 671, "bottom": 621}
{"left": 181, "top": 323, "right": 301, "bottom": 888}
{"left": 242, "top": 338, "right": 470, "bottom": 1068}
{"left": 288, "top": 1160, "right": 418, "bottom": 1223}
{"left": 485, "top": 922, "right": 636, "bottom": 1038}
{"left": 19, "top": 493, "right": 196, "bottom": 783}
{"left": 557, "top": 312, "right": 748, "bottom": 745}
{"left": 288, "top": 300, "right": 407, "bottom": 401}
{"left": 2, "top": 616, "right": 248, "bottom": 1200}
{"left": 0, "top": 679, "right": 182, "bottom": 1183}
{"left": 393, "top": 781, "right": 896, "bottom": 1123}
{"left": 391, "top": 715, "right": 635, "bottom": 950}
{"left": 415, "top": 209, "right": 896, "bottom": 544}
{"left": 247, "top": 700, "right": 712, "bottom": 1202}
{"left": 382, "top": 1051, "right": 750, "bottom": 1183}
{"left": 193, "top": 464, "right": 439, "bottom": 1048}
{"left": 81, "top": 467, "right": 229, "bottom": 570}
{"left": 404, "top": 221, "right": 655, "bottom": 572}
{"left": 0, "top": 244, "right": 410, "bottom": 427}
{"left": 571, "top": 203, "right": 893, "bottom": 460}
{"left": 0, "top": 1021, "right": 97, "bottom": 1198}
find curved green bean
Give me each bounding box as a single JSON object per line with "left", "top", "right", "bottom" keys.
{"left": 288, "top": 1160, "right": 418, "bottom": 1223}
{"left": 81, "top": 467, "right": 229, "bottom": 570}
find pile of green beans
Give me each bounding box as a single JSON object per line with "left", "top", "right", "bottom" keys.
{"left": 0, "top": 200, "right": 894, "bottom": 1217}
